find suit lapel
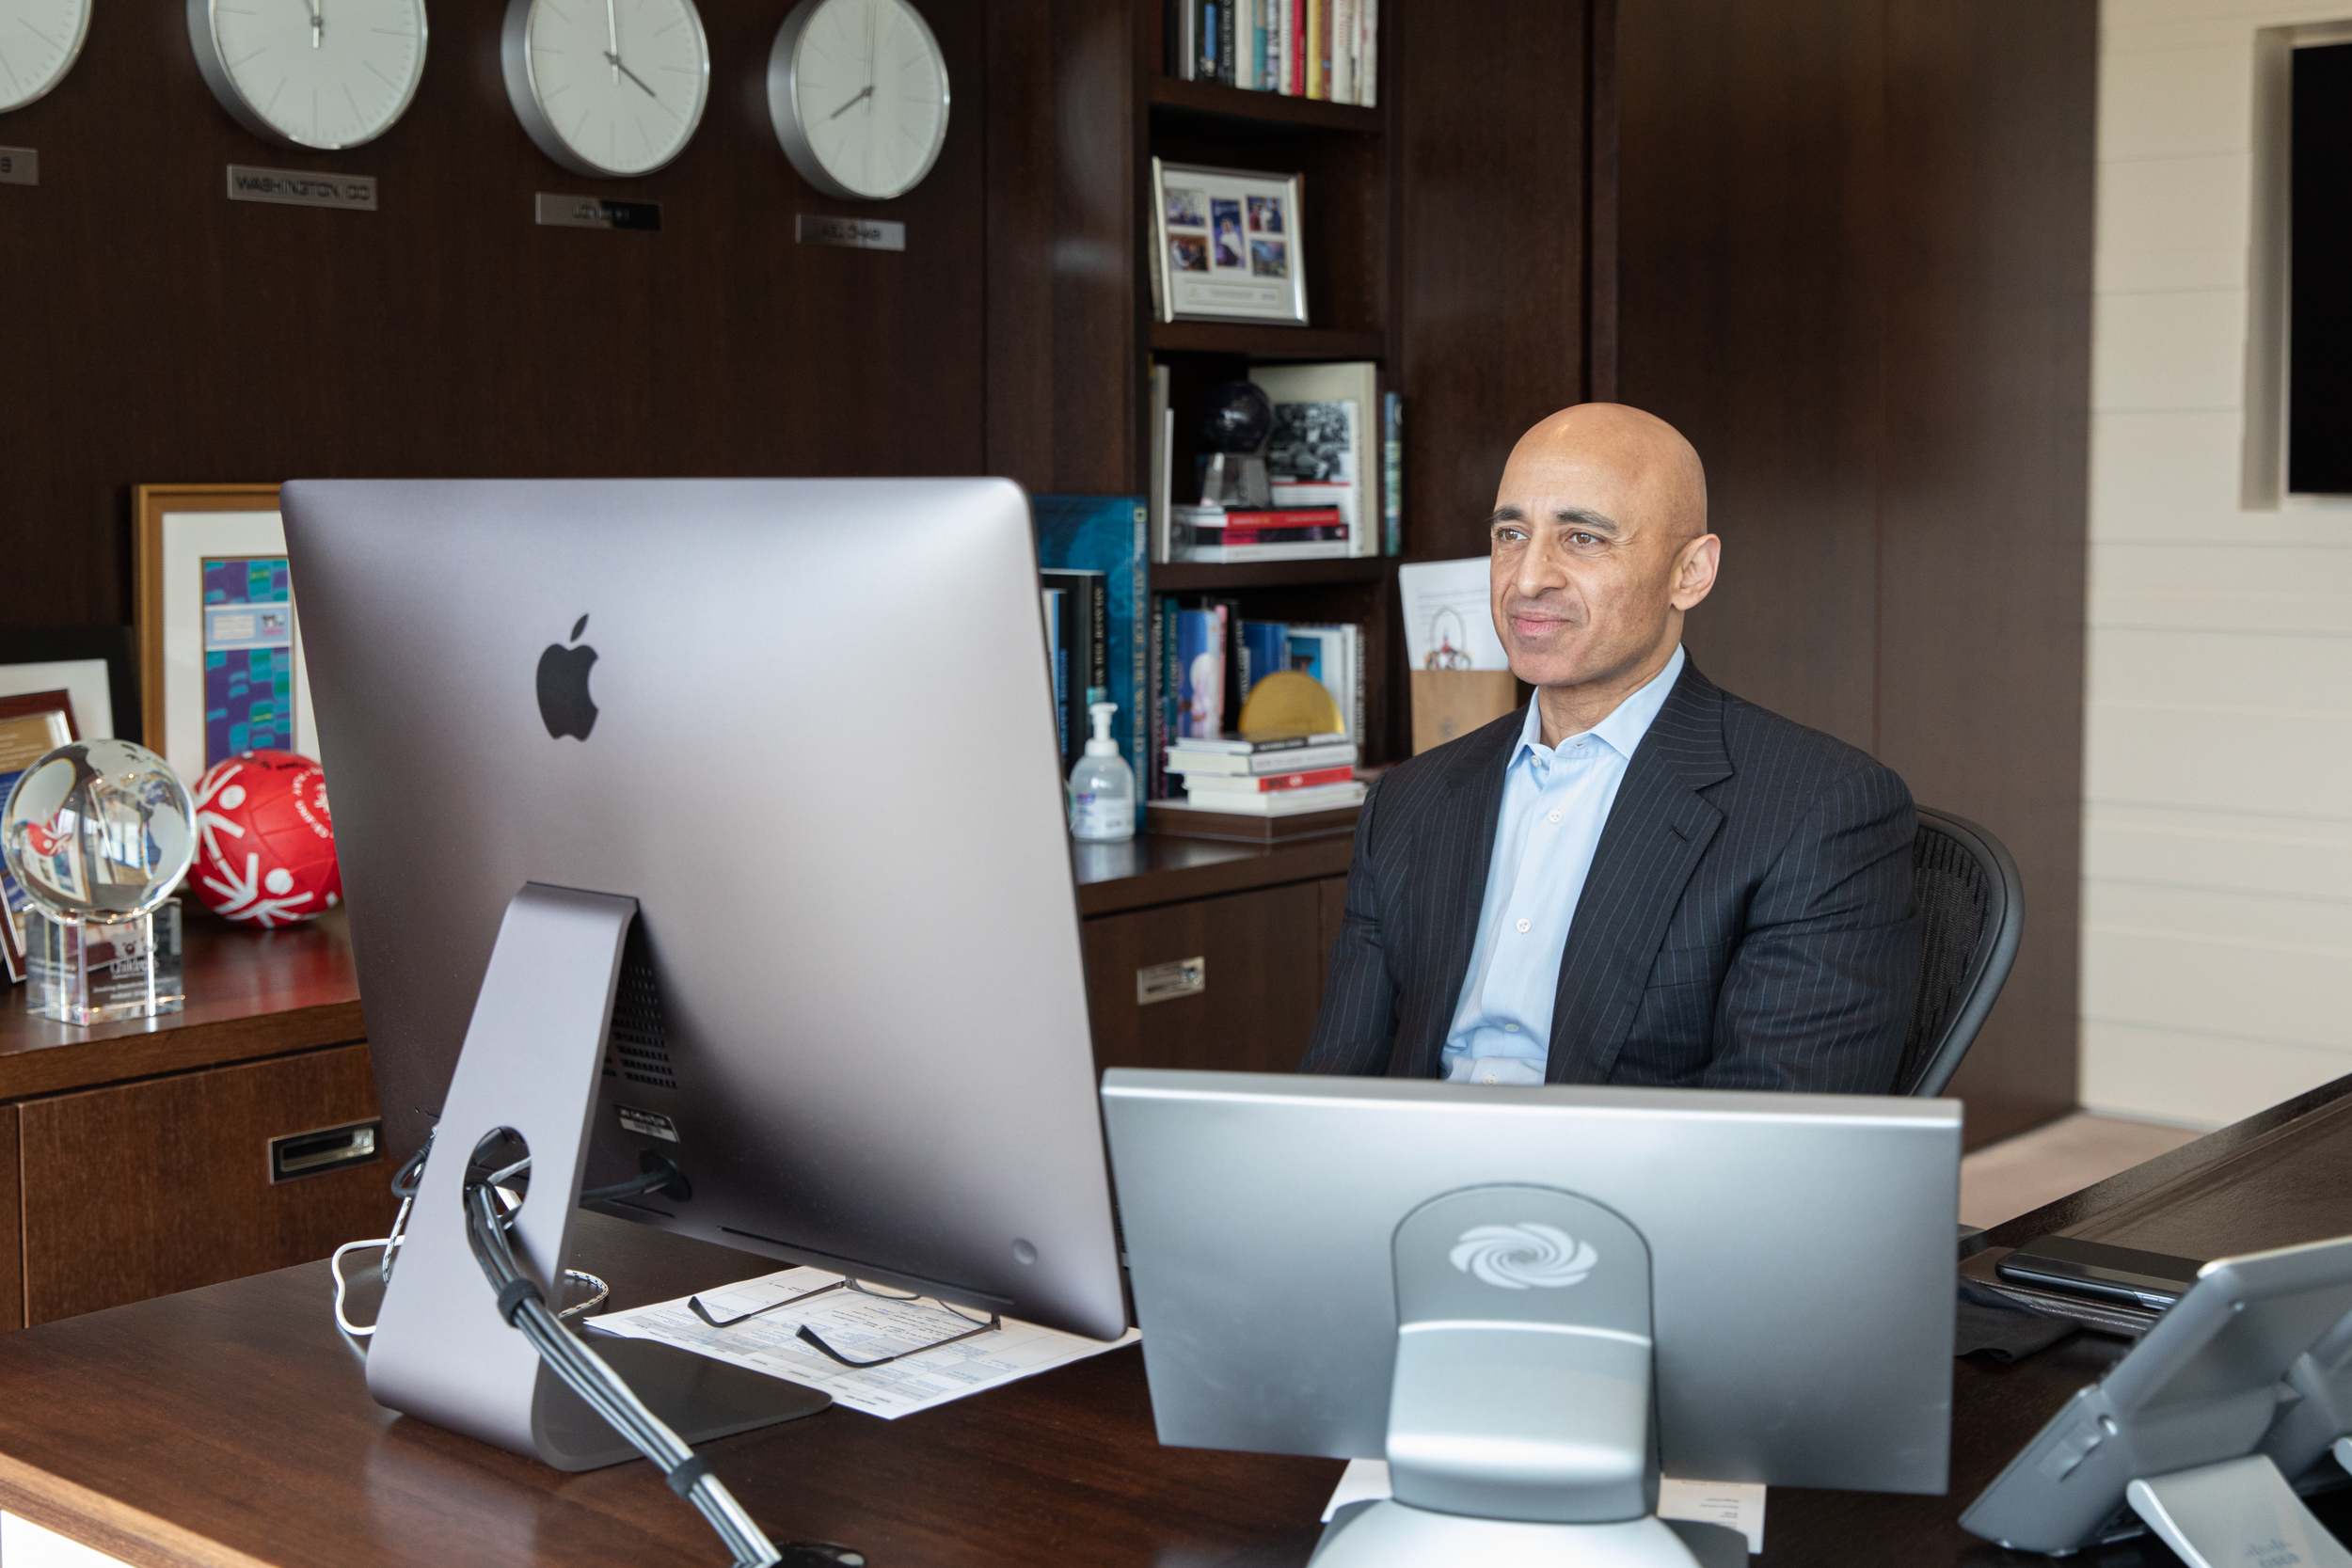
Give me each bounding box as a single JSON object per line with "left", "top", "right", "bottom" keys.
{"left": 1545, "top": 662, "right": 1734, "bottom": 1083}
{"left": 1392, "top": 706, "right": 1522, "bottom": 1078}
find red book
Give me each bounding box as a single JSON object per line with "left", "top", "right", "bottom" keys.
{"left": 1180, "top": 764, "right": 1356, "bottom": 793}
{"left": 1193, "top": 507, "right": 1343, "bottom": 529}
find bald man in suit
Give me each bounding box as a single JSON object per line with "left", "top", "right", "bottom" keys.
{"left": 1304, "top": 404, "right": 1920, "bottom": 1091}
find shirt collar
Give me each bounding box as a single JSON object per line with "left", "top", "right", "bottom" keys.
{"left": 1512, "top": 643, "right": 1688, "bottom": 768}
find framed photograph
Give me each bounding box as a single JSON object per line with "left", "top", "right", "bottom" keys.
{"left": 1152, "top": 159, "right": 1308, "bottom": 326}
{"left": 0, "top": 689, "right": 78, "bottom": 984}
{"left": 135, "top": 483, "right": 319, "bottom": 788}
{"left": 0, "top": 626, "right": 137, "bottom": 742}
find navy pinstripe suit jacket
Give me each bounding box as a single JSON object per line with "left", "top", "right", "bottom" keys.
{"left": 1302, "top": 657, "right": 1920, "bottom": 1092}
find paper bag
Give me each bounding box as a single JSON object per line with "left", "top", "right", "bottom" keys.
{"left": 1410, "top": 670, "right": 1518, "bottom": 755}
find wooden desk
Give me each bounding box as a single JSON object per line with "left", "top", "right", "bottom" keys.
{"left": 8, "top": 1079, "right": 2352, "bottom": 1567}
{"left": 0, "top": 908, "right": 392, "bottom": 1330}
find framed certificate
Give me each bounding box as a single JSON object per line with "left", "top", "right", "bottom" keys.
{"left": 134, "top": 483, "right": 319, "bottom": 788}
{"left": 1152, "top": 159, "right": 1309, "bottom": 326}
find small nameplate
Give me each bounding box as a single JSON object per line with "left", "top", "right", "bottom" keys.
{"left": 0, "top": 147, "right": 36, "bottom": 186}
{"left": 796, "top": 214, "right": 905, "bottom": 251}
{"left": 537, "top": 193, "right": 660, "bottom": 230}
{"left": 1136, "top": 956, "right": 1206, "bottom": 1006}
{"left": 226, "top": 165, "right": 376, "bottom": 210}
{"left": 618, "top": 1105, "right": 680, "bottom": 1142}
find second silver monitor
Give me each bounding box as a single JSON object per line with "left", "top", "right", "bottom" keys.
{"left": 1100, "top": 1070, "right": 1962, "bottom": 1494}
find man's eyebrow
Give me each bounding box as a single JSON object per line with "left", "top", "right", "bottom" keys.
{"left": 1553, "top": 507, "right": 1624, "bottom": 535}
{"left": 1486, "top": 505, "right": 1625, "bottom": 534}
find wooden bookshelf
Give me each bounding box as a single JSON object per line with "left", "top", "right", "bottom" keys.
{"left": 1152, "top": 557, "right": 1389, "bottom": 592}
{"left": 1142, "top": 0, "right": 1399, "bottom": 762}
{"left": 1148, "top": 76, "right": 1385, "bottom": 135}
{"left": 1149, "top": 322, "right": 1384, "bottom": 360}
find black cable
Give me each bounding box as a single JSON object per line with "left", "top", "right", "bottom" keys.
{"left": 580, "top": 1156, "right": 685, "bottom": 1206}
{"left": 461, "top": 1179, "right": 779, "bottom": 1568}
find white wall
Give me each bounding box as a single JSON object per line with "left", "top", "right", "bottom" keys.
{"left": 2087, "top": 0, "right": 2352, "bottom": 1127}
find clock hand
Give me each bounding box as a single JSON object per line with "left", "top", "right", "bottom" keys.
{"left": 604, "top": 51, "right": 657, "bottom": 97}
{"left": 827, "top": 83, "right": 873, "bottom": 119}
{"left": 309, "top": 0, "right": 323, "bottom": 48}
{"left": 604, "top": 0, "right": 620, "bottom": 82}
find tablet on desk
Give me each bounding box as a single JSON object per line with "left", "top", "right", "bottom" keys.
{"left": 1995, "top": 1235, "right": 2205, "bottom": 1312}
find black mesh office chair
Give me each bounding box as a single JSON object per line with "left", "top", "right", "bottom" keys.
{"left": 1895, "top": 807, "right": 2025, "bottom": 1098}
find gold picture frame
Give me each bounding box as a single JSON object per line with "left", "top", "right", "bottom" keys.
{"left": 0, "top": 689, "right": 79, "bottom": 984}
{"left": 134, "top": 483, "right": 316, "bottom": 786}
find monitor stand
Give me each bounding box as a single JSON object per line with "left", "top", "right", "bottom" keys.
{"left": 2125, "top": 1454, "right": 2352, "bottom": 1568}
{"left": 365, "top": 882, "right": 832, "bottom": 1471}
{"left": 1309, "top": 1185, "right": 1736, "bottom": 1568}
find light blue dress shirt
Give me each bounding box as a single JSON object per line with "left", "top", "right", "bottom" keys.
{"left": 1441, "top": 645, "right": 1688, "bottom": 1085}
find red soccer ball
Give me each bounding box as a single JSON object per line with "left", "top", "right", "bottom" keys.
{"left": 187, "top": 752, "right": 342, "bottom": 928}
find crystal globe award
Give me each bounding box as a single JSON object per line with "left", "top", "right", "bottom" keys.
{"left": 1198, "top": 379, "right": 1275, "bottom": 507}
{"left": 1, "top": 739, "right": 196, "bottom": 1024}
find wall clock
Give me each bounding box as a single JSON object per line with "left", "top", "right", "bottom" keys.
{"left": 769, "top": 0, "right": 949, "bottom": 202}
{"left": 187, "top": 0, "right": 428, "bottom": 150}
{"left": 0, "top": 0, "right": 91, "bottom": 113}
{"left": 501, "top": 0, "right": 709, "bottom": 180}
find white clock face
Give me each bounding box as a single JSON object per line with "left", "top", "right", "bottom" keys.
{"left": 189, "top": 0, "right": 428, "bottom": 150}
{"left": 771, "top": 0, "right": 949, "bottom": 202}
{"left": 0, "top": 0, "right": 92, "bottom": 114}
{"left": 502, "top": 0, "right": 708, "bottom": 180}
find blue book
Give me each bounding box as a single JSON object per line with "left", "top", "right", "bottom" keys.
{"left": 1034, "top": 496, "right": 1149, "bottom": 786}
{"left": 1239, "top": 620, "right": 1289, "bottom": 701}
{"left": 1287, "top": 634, "right": 1324, "bottom": 686}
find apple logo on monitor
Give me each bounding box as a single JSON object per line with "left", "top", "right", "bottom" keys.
{"left": 536, "top": 614, "right": 599, "bottom": 740}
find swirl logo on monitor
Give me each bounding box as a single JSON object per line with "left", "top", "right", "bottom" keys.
{"left": 1449, "top": 1223, "right": 1598, "bottom": 1290}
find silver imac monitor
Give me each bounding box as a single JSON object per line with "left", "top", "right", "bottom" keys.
{"left": 282, "top": 479, "right": 1126, "bottom": 1470}
{"left": 1100, "top": 1069, "right": 1962, "bottom": 1567}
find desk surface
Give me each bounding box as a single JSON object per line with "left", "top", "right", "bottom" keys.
{"left": 8, "top": 1079, "right": 2352, "bottom": 1568}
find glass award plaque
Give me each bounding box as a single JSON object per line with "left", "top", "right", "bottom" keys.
{"left": 1, "top": 739, "right": 197, "bottom": 1025}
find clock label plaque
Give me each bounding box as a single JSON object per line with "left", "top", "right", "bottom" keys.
{"left": 795, "top": 214, "right": 904, "bottom": 252}
{"left": 0, "top": 148, "right": 35, "bottom": 186}
{"left": 226, "top": 166, "right": 378, "bottom": 211}
{"left": 536, "top": 194, "right": 662, "bottom": 232}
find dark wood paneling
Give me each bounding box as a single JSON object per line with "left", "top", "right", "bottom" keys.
{"left": 986, "top": 0, "right": 1140, "bottom": 496}
{"left": 0, "top": 0, "right": 993, "bottom": 630}
{"left": 1083, "top": 882, "right": 1327, "bottom": 1072}
{"left": 1615, "top": 0, "right": 2091, "bottom": 1145}
{"left": 20, "top": 1043, "right": 395, "bottom": 1325}
{"left": 0, "top": 1108, "right": 18, "bottom": 1333}
{"left": 1873, "top": 0, "right": 2093, "bottom": 1146}
{"left": 1391, "top": 2, "right": 1593, "bottom": 564}
{"left": 1615, "top": 0, "right": 1885, "bottom": 752}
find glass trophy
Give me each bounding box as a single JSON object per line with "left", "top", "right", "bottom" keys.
{"left": 1, "top": 739, "right": 197, "bottom": 1025}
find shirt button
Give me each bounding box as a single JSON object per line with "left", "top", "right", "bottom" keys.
{"left": 1549, "top": 809, "right": 1563, "bottom": 823}
{"left": 1504, "top": 1023, "right": 1519, "bottom": 1033}
{"left": 1516, "top": 918, "right": 1532, "bottom": 933}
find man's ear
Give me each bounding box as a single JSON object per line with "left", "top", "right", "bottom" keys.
{"left": 1669, "top": 533, "right": 1721, "bottom": 611}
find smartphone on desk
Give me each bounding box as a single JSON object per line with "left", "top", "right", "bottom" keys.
{"left": 1996, "top": 1235, "right": 2205, "bottom": 1312}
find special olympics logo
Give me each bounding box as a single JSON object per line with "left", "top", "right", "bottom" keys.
{"left": 1449, "top": 1223, "right": 1598, "bottom": 1290}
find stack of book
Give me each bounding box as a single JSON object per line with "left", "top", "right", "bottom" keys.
{"left": 1164, "top": 731, "right": 1365, "bottom": 816}
{"left": 1171, "top": 503, "right": 1349, "bottom": 562}
{"left": 1168, "top": 0, "right": 1378, "bottom": 105}
{"left": 1151, "top": 601, "right": 1364, "bottom": 799}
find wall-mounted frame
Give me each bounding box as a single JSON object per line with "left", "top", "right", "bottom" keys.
{"left": 0, "top": 689, "right": 80, "bottom": 984}
{"left": 1151, "top": 158, "right": 1309, "bottom": 327}
{"left": 134, "top": 483, "right": 318, "bottom": 788}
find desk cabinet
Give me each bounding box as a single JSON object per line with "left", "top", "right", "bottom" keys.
{"left": 16, "top": 1044, "right": 396, "bottom": 1327}
{"left": 1083, "top": 880, "right": 1335, "bottom": 1074}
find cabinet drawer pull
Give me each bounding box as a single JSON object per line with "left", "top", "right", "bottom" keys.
{"left": 269, "top": 1118, "right": 383, "bottom": 1183}
{"left": 1137, "top": 957, "right": 1206, "bottom": 1006}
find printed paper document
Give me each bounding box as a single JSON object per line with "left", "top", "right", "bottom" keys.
{"left": 593, "top": 1267, "right": 1137, "bottom": 1420}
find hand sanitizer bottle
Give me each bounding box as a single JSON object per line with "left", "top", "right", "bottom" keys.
{"left": 1070, "top": 702, "right": 1136, "bottom": 842}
